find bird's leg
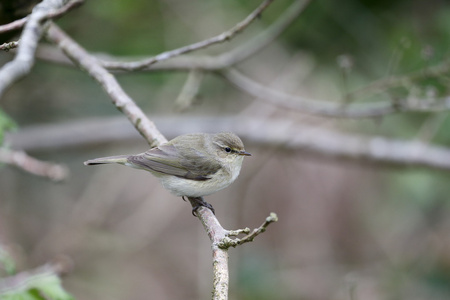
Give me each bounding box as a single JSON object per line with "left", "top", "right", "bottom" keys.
{"left": 186, "top": 196, "right": 215, "bottom": 216}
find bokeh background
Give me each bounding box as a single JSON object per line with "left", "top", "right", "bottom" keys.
{"left": 2, "top": 0, "right": 450, "bottom": 299}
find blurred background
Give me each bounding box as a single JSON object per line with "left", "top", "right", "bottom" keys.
{"left": 2, "top": 0, "right": 450, "bottom": 299}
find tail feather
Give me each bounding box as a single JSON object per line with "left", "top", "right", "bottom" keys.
{"left": 84, "top": 155, "right": 129, "bottom": 166}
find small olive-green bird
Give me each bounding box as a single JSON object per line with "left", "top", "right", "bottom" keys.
{"left": 84, "top": 132, "right": 251, "bottom": 203}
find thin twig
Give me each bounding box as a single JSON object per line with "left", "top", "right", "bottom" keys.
{"left": 0, "top": 0, "right": 77, "bottom": 98}
{"left": 219, "top": 213, "right": 278, "bottom": 248}
{"left": 45, "top": 23, "right": 167, "bottom": 146}
{"left": 0, "top": 0, "right": 84, "bottom": 34}
{"left": 0, "top": 148, "right": 68, "bottom": 181}
{"left": 32, "top": 0, "right": 310, "bottom": 72}
{"left": 102, "top": 0, "right": 275, "bottom": 71}
{"left": 217, "top": 0, "right": 312, "bottom": 67}
{"left": 0, "top": 40, "right": 20, "bottom": 52}
{"left": 222, "top": 68, "right": 399, "bottom": 118}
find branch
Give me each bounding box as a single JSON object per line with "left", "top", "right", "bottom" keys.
{"left": 0, "top": 0, "right": 84, "bottom": 34}
{"left": 8, "top": 116, "right": 450, "bottom": 172}
{"left": 102, "top": 0, "right": 275, "bottom": 71}
{"left": 222, "top": 68, "right": 450, "bottom": 118}
{"left": 45, "top": 23, "right": 167, "bottom": 146}
{"left": 219, "top": 212, "right": 278, "bottom": 248}
{"left": 34, "top": 0, "right": 311, "bottom": 72}
{"left": 217, "top": 0, "right": 312, "bottom": 67}
{"left": 187, "top": 198, "right": 277, "bottom": 300}
{"left": 0, "top": 0, "right": 80, "bottom": 98}
{"left": 0, "top": 40, "right": 19, "bottom": 52}
{"left": 0, "top": 148, "right": 68, "bottom": 181}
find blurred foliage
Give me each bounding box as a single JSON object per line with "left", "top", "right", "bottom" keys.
{"left": 0, "top": 248, "right": 72, "bottom": 300}
{"left": 0, "top": 273, "right": 74, "bottom": 300}
{"left": 0, "top": 246, "right": 16, "bottom": 275}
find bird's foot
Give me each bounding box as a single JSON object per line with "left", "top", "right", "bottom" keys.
{"left": 184, "top": 196, "right": 215, "bottom": 216}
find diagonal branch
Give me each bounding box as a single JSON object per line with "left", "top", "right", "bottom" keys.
{"left": 0, "top": 0, "right": 81, "bottom": 98}
{"left": 0, "top": 0, "right": 67, "bottom": 97}
{"left": 0, "top": 0, "right": 83, "bottom": 34}
{"left": 217, "top": 0, "right": 312, "bottom": 67}
{"left": 102, "top": 0, "right": 275, "bottom": 71}
{"left": 0, "top": 148, "right": 68, "bottom": 181}
{"left": 92, "top": 0, "right": 311, "bottom": 72}
{"left": 45, "top": 23, "right": 167, "bottom": 146}
{"left": 31, "top": 0, "right": 311, "bottom": 72}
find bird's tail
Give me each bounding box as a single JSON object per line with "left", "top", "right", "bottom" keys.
{"left": 84, "top": 155, "right": 129, "bottom": 166}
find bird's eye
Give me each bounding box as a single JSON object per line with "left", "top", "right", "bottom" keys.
{"left": 225, "top": 147, "right": 232, "bottom": 153}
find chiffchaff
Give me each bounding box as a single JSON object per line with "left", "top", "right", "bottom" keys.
{"left": 84, "top": 132, "right": 251, "bottom": 213}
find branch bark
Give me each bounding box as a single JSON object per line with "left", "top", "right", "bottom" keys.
{"left": 45, "top": 23, "right": 167, "bottom": 146}
{"left": 0, "top": 148, "right": 68, "bottom": 181}
{"left": 0, "top": 0, "right": 79, "bottom": 98}
{"left": 8, "top": 116, "right": 450, "bottom": 172}
{"left": 31, "top": 0, "right": 311, "bottom": 72}
{"left": 187, "top": 199, "right": 277, "bottom": 300}
{"left": 102, "top": 0, "right": 276, "bottom": 71}
{"left": 43, "top": 13, "right": 277, "bottom": 299}
{"left": 0, "top": 0, "right": 83, "bottom": 34}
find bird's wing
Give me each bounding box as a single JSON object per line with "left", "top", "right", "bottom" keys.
{"left": 127, "top": 143, "right": 221, "bottom": 181}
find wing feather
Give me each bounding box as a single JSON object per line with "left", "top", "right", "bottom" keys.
{"left": 127, "top": 142, "right": 221, "bottom": 181}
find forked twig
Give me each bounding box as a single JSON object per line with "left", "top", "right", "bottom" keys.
{"left": 187, "top": 198, "right": 277, "bottom": 300}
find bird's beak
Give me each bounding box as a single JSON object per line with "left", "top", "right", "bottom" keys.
{"left": 239, "top": 150, "right": 252, "bottom": 156}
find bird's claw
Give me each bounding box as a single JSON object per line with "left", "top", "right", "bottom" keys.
{"left": 187, "top": 197, "right": 215, "bottom": 216}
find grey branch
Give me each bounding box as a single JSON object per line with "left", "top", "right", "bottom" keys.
{"left": 187, "top": 198, "right": 276, "bottom": 300}
{"left": 45, "top": 23, "right": 167, "bottom": 146}
{"left": 7, "top": 116, "right": 450, "bottom": 172}
{"left": 222, "top": 68, "right": 450, "bottom": 118}
{"left": 102, "top": 0, "right": 275, "bottom": 71}
{"left": 33, "top": 0, "right": 310, "bottom": 72}
{"left": 0, "top": 0, "right": 79, "bottom": 98}
{"left": 0, "top": 0, "right": 83, "bottom": 34}
{"left": 0, "top": 148, "right": 68, "bottom": 181}
{"left": 217, "top": 0, "right": 312, "bottom": 68}
{"left": 219, "top": 213, "right": 278, "bottom": 248}
{"left": 0, "top": 40, "right": 20, "bottom": 52}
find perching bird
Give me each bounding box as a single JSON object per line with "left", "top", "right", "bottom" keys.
{"left": 84, "top": 132, "right": 251, "bottom": 214}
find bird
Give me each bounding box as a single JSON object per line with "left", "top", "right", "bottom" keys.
{"left": 84, "top": 132, "right": 251, "bottom": 214}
